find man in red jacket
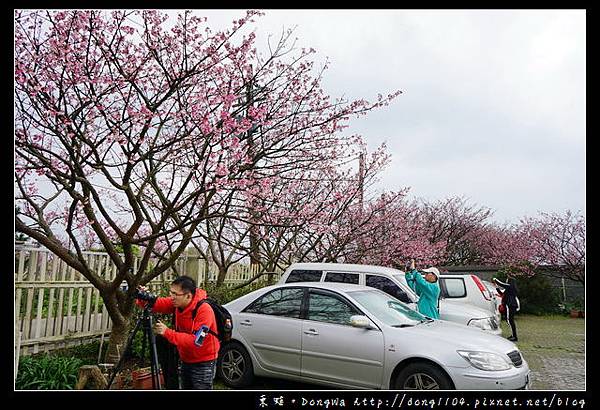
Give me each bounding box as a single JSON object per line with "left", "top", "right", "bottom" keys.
{"left": 137, "top": 276, "right": 220, "bottom": 389}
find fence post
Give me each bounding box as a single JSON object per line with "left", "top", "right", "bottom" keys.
{"left": 183, "top": 253, "right": 199, "bottom": 285}
{"left": 14, "top": 330, "right": 22, "bottom": 382}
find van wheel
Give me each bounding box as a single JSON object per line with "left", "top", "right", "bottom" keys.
{"left": 393, "top": 362, "right": 453, "bottom": 390}
{"left": 217, "top": 342, "right": 254, "bottom": 388}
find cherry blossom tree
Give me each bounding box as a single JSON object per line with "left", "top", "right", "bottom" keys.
{"left": 468, "top": 222, "right": 540, "bottom": 276}
{"left": 239, "top": 145, "right": 392, "bottom": 270}
{"left": 521, "top": 211, "right": 585, "bottom": 284}
{"left": 416, "top": 196, "right": 493, "bottom": 265}
{"left": 14, "top": 9, "right": 400, "bottom": 360}
{"left": 455, "top": 210, "right": 585, "bottom": 281}
{"left": 271, "top": 189, "right": 447, "bottom": 269}
{"left": 319, "top": 194, "right": 445, "bottom": 268}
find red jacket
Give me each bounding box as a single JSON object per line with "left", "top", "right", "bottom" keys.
{"left": 137, "top": 288, "right": 220, "bottom": 363}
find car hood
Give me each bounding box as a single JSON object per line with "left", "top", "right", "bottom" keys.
{"left": 440, "top": 300, "right": 493, "bottom": 318}
{"left": 392, "top": 319, "right": 517, "bottom": 354}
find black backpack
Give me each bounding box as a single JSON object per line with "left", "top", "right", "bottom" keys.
{"left": 191, "top": 298, "right": 233, "bottom": 343}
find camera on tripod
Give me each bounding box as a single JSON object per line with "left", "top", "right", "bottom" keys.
{"left": 134, "top": 288, "right": 158, "bottom": 306}
{"left": 108, "top": 285, "right": 163, "bottom": 389}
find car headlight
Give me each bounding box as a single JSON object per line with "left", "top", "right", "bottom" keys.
{"left": 468, "top": 317, "right": 493, "bottom": 331}
{"left": 457, "top": 351, "right": 512, "bottom": 371}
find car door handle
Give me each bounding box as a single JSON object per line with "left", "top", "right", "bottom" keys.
{"left": 240, "top": 320, "right": 252, "bottom": 327}
{"left": 303, "top": 329, "right": 319, "bottom": 336}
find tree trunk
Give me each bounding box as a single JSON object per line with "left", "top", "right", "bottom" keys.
{"left": 216, "top": 265, "right": 228, "bottom": 287}
{"left": 249, "top": 225, "right": 261, "bottom": 265}
{"left": 105, "top": 315, "right": 134, "bottom": 364}
{"left": 98, "top": 286, "right": 138, "bottom": 364}
{"left": 266, "top": 261, "right": 276, "bottom": 284}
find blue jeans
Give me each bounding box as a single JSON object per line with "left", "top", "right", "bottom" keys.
{"left": 180, "top": 360, "right": 216, "bottom": 390}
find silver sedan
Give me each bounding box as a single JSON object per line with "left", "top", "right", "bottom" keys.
{"left": 217, "top": 282, "right": 530, "bottom": 390}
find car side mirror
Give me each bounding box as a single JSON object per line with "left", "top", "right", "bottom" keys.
{"left": 350, "top": 315, "right": 374, "bottom": 329}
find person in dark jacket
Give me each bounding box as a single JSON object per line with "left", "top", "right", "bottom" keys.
{"left": 136, "top": 276, "right": 220, "bottom": 389}
{"left": 493, "top": 274, "right": 520, "bottom": 342}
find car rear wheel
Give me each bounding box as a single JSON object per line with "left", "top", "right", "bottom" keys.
{"left": 393, "top": 362, "right": 453, "bottom": 390}
{"left": 217, "top": 342, "right": 254, "bottom": 388}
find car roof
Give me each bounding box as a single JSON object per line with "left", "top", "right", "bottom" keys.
{"left": 287, "top": 262, "right": 405, "bottom": 276}
{"left": 277, "top": 281, "right": 375, "bottom": 293}
{"left": 439, "top": 272, "right": 472, "bottom": 276}
{"left": 439, "top": 273, "right": 486, "bottom": 280}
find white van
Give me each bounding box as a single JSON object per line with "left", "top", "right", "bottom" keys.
{"left": 278, "top": 263, "right": 501, "bottom": 335}
{"left": 439, "top": 274, "right": 501, "bottom": 323}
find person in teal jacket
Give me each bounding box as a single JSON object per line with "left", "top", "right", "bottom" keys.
{"left": 404, "top": 259, "right": 441, "bottom": 319}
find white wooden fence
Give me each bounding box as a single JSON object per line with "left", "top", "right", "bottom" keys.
{"left": 193, "top": 260, "right": 265, "bottom": 285}
{"left": 14, "top": 245, "right": 282, "bottom": 357}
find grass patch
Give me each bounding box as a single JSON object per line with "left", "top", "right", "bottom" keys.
{"left": 501, "top": 314, "right": 585, "bottom": 353}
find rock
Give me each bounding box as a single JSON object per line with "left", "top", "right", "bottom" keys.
{"left": 75, "top": 365, "right": 108, "bottom": 390}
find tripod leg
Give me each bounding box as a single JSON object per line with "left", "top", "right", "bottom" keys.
{"left": 106, "top": 317, "right": 143, "bottom": 389}
{"left": 146, "top": 315, "right": 162, "bottom": 389}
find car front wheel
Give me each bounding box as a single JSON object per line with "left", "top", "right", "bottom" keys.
{"left": 217, "top": 342, "right": 254, "bottom": 388}
{"left": 393, "top": 362, "right": 453, "bottom": 390}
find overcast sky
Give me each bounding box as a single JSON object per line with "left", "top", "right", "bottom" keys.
{"left": 186, "top": 9, "right": 585, "bottom": 225}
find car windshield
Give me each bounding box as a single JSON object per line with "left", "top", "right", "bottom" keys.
{"left": 350, "top": 289, "right": 429, "bottom": 327}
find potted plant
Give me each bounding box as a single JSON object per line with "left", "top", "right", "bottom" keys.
{"left": 563, "top": 299, "right": 584, "bottom": 319}
{"left": 132, "top": 367, "right": 164, "bottom": 389}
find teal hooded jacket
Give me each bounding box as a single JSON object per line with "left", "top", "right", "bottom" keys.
{"left": 405, "top": 269, "right": 440, "bottom": 319}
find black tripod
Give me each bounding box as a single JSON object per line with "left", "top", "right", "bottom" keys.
{"left": 106, "top": 303, "right": 162, "bottom": 390}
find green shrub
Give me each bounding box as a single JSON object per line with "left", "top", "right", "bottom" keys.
{"left": 559, "top": 297, "right": 585, "bottom": 314}
{"left": 128, "top": 328, "right": 147, "bottom": 360}
{"left": 16, "top": 354, "right": 83, "bottom": 390}
{"left": 123, "top": 308, "right": 173, "bottom": 360}
{"left": 514, "top": 274, "right": 562, "bottom": 315}
{"left": 203, "top": 281, "right": 267, "bottom": 304}
{"left": 51, "top": 339, "right": 109, "bottom": 364}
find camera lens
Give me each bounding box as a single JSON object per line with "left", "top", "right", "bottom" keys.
{"left": 134, "top": 288, "right": 157, "bottom": 304}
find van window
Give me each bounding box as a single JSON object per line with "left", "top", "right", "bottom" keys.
{"left": 442, "top": 278, "right": 467, "bottom": 298}
{"left": 324, "top": 272, "right": 360, "bottom": 284}
{"left": 285, "top": 269, "right": 323, "bottom": 283}
{"left": 366, "top": 275, "right": 412, "bottom": 303}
